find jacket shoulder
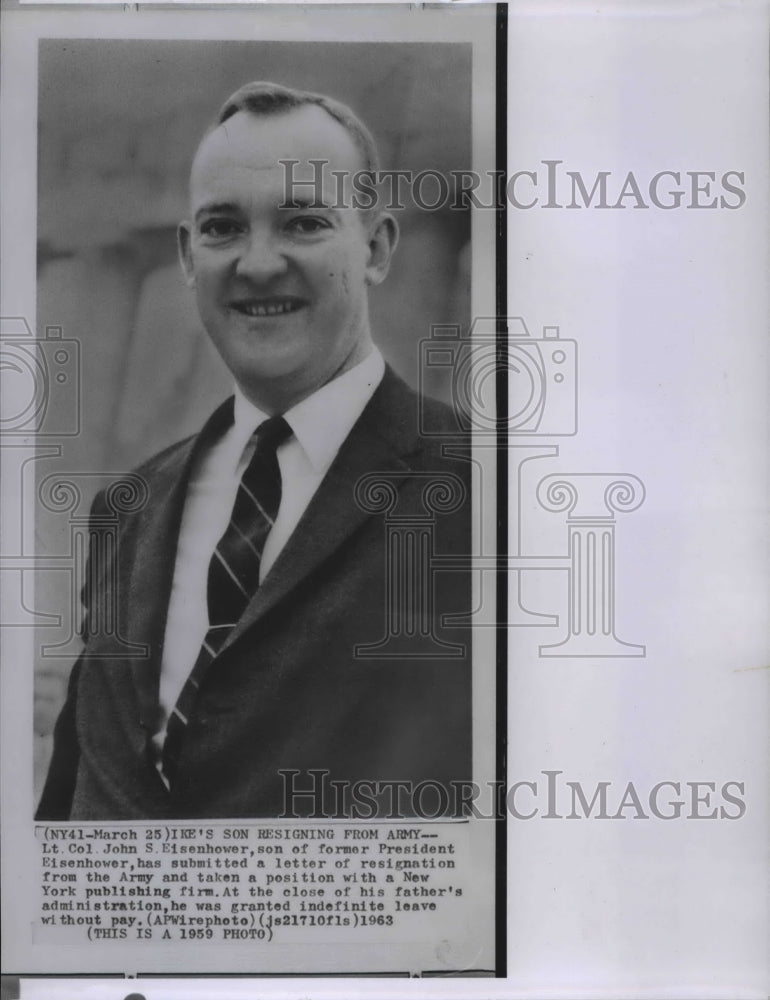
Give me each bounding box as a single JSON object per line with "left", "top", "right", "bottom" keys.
{"left": 371, "top": 366, "right": 464, "bottom": 444}
{"left": 83, "top": 433, "right": 195, "bottom": 522}
{"left": 132, "top": 432, "right": 197, "bottom": 478}
{"left": 133, "top": 395, "right": 235, "bottom": 478}
{"left": 418, "top": 392, "right": 463, "bottom": 437}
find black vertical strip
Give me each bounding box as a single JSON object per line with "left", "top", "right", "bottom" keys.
{"left": 495, "top": 0, "right": 509, "bottom": 980}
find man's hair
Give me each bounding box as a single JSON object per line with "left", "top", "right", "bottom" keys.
{"left": 214, "top": 81, "right": 381, "bottom": 173}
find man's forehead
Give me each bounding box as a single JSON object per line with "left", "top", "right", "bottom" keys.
{"left": 190, "top": 106, "right": 364, "bottom": 184}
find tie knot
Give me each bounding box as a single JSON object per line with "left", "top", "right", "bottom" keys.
{"left": 254, "top": 415, "right": 292, "bottom": 453}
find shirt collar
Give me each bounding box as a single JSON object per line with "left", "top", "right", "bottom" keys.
{"left": 232, "top": 349, "right": 386, "bottom": 474}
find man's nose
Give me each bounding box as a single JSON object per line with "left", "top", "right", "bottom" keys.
{"left": 234, "top": 232, "right": 289, "bottom": 282}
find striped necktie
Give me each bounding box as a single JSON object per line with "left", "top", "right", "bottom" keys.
{"left": 162, "top": 414, "right": 292, "bottom": 786}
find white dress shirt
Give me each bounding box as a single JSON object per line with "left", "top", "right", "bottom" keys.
{"left": 154, "top": 349, "right": 385, "bottom": 751}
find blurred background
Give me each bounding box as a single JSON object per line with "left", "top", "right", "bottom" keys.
{"left": 34, "top": 39, "right": 472, "bottom": 799}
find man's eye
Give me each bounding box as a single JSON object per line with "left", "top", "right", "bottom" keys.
{"left": 288, "top": 217, "right": 330, "bottom": 235}
{"left": 200, "top": 219, "right": 241, "bottom": 238}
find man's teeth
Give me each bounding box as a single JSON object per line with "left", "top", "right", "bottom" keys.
{"left": 237, "top": 301, "right": 298, "bottom": 317}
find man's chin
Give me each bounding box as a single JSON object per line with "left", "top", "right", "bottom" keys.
{"left": 233, "top": 354, "right": 317, "bottom": 404}
{"left": 223, "top": 330, "right": 311, "bottom": 379}
{"left": 237, "top": 358, "right": 306, "bottom": 384}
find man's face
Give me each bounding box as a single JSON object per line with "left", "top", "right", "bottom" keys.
{"left": 179, "top": 106, "right": 396, "bottom": 410}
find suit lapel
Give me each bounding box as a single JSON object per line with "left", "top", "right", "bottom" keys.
{"left": 218, "top": 369, "right": 422, "bottom": 656}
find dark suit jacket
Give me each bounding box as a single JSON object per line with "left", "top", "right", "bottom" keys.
{"left": 36, "top": 369, "right": 472, "bottom": 820}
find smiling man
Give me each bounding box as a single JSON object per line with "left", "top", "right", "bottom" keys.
{"left": 181, "top": 94, "right": 396, "bottom": 413}
{"left": 36, "top": 82, "right": 472, "bottom": 821}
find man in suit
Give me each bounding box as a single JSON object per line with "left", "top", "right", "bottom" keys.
{"left": 36, "top": 81, "right": 471, "bottom": 821}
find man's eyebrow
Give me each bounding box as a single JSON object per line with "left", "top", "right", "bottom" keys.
{"left": 194, "top": 202, "right": 240, "bottom": 222}
{"left": 194, "top": 198, "right": 341, "bottom": 219}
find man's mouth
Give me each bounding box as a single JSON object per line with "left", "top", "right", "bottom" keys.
{"left": 230, "top": 298, "right": 304, "bottom": 318}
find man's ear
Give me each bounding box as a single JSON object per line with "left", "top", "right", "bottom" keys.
{"left": 364, "top": 212, "right": 399, "bottom": 287}
{"left": 177, "top": 221, "right": 196, "bottom": 287}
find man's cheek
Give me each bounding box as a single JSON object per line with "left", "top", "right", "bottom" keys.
{"left": 329, "top": 260, "right": 358, "bottom": 299}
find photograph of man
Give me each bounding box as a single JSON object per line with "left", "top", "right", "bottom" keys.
{"left": 36, "top": 81, "right": 472, "bottom": 821}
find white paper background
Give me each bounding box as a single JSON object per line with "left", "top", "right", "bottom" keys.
{"left": 507, "top": 1, "right": 769, "bottom": 997}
